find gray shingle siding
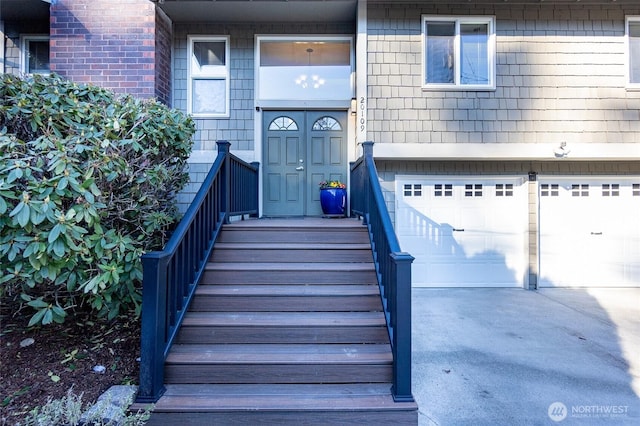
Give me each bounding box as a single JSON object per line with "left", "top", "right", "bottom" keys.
{"left": 174, "top": 22, "right": 354, "bottom": 211}
{"left": 367, "top": 2, "right": 640, "bottom": 146}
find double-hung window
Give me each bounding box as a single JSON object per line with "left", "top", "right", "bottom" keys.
{"left": 422, "top": 16, "right": 495, "bottom": 90}
{"left": 188, "top": 36, "right": 230, "bottom": 117}
{"left": 21, "top": 35, "right": 50, "bottom": 75}
{"left": 627, "top": 17, "right": 640, "bottom": 89}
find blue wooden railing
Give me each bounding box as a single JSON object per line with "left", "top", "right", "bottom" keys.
{"left": 350, "top": 141, "right": 415, "bottom": 403}
{"left": 136, "top": 140, "right": 259, "bottom": 403}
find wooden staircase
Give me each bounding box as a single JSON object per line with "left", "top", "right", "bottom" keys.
{"left": 134, "top": 218, "right": 418, "bottom": 425}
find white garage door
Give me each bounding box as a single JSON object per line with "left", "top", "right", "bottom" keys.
{"left": 539, "top": 178, "right": 640, "bottom": 287}
{"left": 396, "top": 177, "right": 528, "bottom": 287}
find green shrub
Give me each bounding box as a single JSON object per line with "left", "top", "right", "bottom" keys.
{"left": 0, "top": 73, "right": 195, "bottom": 325}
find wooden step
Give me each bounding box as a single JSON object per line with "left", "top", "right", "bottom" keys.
{"left": 201, "top": 262, "right": 377, "bottom": 285}
{"left": 164, "top": 343, "right": 392, "bottom": 384}
{"left": 139, "top": 219, "right": 416, "bottom": 424}
{"left": 217, "top": 228, "right": 371, "bottom": 244}
{"left": 131, "top": 384, "right": 418, "bottom": 425}
{"left": 210, "top": 244, "right": 374, "bottom": 263}
{"left": 175, "top": 311, "right": 389, "bottom": 344}
{"left": 190, "top": 284, "right": 382, "bottom": 312}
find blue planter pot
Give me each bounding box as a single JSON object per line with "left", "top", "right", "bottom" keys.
{"left": 320, "top": 188, "right": 346, "bottom": 216}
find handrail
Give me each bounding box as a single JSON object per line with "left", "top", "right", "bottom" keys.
{"left": 137, "top": 140, "right": 259, "bottom": 402}
{"left": 350, "top": 141, "right": 415, "bottom": 403}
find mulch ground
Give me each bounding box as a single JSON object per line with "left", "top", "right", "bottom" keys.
{"left": 0, "top": 297, "right": 140, "bottom": 425}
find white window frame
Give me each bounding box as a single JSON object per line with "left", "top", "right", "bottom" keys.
{"left": 626, "top": 17, "right": 640, "bottom": 90}
{"left": 187, "top": 35, "right": 230, "bottom": 118}
{"left": 255, "top": 35, "right": 354, "bottom": 105}
{"left": 20, "top": 35, "right": 50, "bottom": 75}
{"left": 422, "top": 16, "right": 496, "bottom": 91}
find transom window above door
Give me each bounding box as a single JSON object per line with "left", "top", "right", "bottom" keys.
{"left": 257, "top": 37, "right": 353, "bottom": 101}
{"left": 422, "top": 16, "right": 496, "bottom": 90}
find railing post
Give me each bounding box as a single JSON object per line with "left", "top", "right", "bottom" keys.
{"left": 250, "top": 161, "right": 260, "bottom": 217}
{"left": 361, "top": 141, "right": 374, "bottom": 225}
{"left": 217, "top": 140, "right": 231, "bottom": 223}
{"left": 137, "top": 252, "right": 169, "bottom": 402}
{"left": 390, "top": 252, "right": 415, "bottom": 403}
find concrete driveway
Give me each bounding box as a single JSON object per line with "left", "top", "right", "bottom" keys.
{"left": 412, "top": 288, "right": 640, "bottom": 425}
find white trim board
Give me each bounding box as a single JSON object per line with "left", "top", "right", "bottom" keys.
{"left": 372, "top": 143, "right": 640, "bottom": 161}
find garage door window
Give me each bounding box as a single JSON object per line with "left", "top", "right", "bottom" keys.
{"left": 464, "top": 184, "right": 483, "bottom": 197}
{"left": 496, "top": 184, "right": 513, "bottom": 197}
{"left": 404, "top": 184, "right": 422, "bottom": 197}
{"left": 434, "top": 184, "right": 453, "bottom": 197}
{"left": 571, "top": 184, "right": 589, "bottom": 197}
{"left": 602, "top": 184, "right": 620, "bottom": 197}
{"left": 541, "top": 184, "right": 559, "bottom": 197}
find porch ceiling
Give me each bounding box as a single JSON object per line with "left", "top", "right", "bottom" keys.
{"left": 0, "top": 0, "right": 50, "bottom": 21}
{"left": 155, "top": 0, "right": 357, "bottom": 23}
{"left": 370, "top": 0, "right": 636, "bottom": 4}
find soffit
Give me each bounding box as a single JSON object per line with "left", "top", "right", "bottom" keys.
{"left": 155, "top": 0, "right": 357, "bottom": 23}
{"left": 0, "top": 0, "right": 49, "bottom": 21}
{"left": 370, "top": 0, "right": 635, "bottom": 4}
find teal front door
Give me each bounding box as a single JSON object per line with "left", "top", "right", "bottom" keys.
{"left": 262, "top": 110, "right": 348, "bottom": 216}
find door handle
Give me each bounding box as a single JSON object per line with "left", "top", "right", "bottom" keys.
{"left": 590, "top": 232, "right": 603, "bottom": 236}
{"left": 296, "top": 166, "right": 304, "bottom": 171}
{"left": 453, "top": 228, "right": 465, "bottom": 232}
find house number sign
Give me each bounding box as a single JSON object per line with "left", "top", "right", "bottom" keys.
{"left": 359, "top": 96, "right": 366, "bottom": 132}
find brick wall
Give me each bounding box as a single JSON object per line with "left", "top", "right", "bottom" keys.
{"left": 367, "top": 2, "right": 640, "bottom": 146}
{"left": 50, "top": 0, "right": 158, "bottom": 100}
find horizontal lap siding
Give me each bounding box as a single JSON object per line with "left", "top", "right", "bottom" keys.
{"left": 367, "top": 2, "right": 640, "bottom": 145}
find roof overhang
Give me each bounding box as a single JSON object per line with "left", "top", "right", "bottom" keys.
{"left": 153, "top": 0, "right": 357, "bottom": 23}
{"left": 0, "top": 0, "right": 50, "bottom": 22}
{"left": 369, "top": 0, "right": 637, "bottom": 4}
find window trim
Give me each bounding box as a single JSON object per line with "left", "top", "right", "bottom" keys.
{"left": 626, "top": 16, "right": 640, "bottom": 90}
{"left": 421, "top": 15, "right": 496, "bottom": 91}
{"left": 255, "top": 35, "right": 355, "bottom": 104}
{"left": 187, "top": 35, "right": 230, "bottom": 118}
{"left": 20, "top": 35, "right": 50, "bottom": 75}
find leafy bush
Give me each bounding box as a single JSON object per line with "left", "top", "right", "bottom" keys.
{"left": 0, "top": 73, "right": 195, "bottom": 325}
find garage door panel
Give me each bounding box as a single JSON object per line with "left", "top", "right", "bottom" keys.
{"left": 539, "top": 178, "right": 640, "bottom": 288}
{"left": 421, "top": 256, "right": 522, "bottom": 287}
{"left": 397, "top": 177, "right": 527, "bottom": 288}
